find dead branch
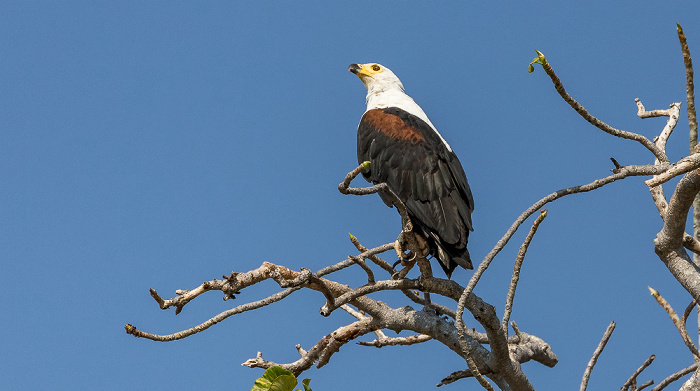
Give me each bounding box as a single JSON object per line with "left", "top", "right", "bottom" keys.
{"left": 129, "top": 253, "right": 557, "bottom": 386}
{"left": 530, "top": 50, "right": 668, "bottom": 163}
{"left": 580, "top": 321, "right": 616, "bottom": 391}
{"left": 681, "top": 300, "right": 697, "bottom": 331}
{"left": 357, "top": 333, "right": 432, "bottom": 347}
{"left": 678, "top": 24, "right": 697, "bottom": 148}
{"left": 638, "top": 99, "right": 700, "bottom": 258}
{"left": 502, "top": 209, "right": 547, "bottom": 331}
{"left": 241, "top": 318, "right": 378, "bottom": 376}
{"left": 652, "top": 363, "right": 699, "bottom": 390}
{"left": 621, "top": 354, "right": 655, "bottom": 391}
{"left": 649, "top": 287, "right": 700, "bottom": 359}
{"left": 454, "top": 161, "right": 665, "bottom": 388}
{"left": 338, "top": 161, "right": 412, "bottom": 232}
{"left": 348, "top": 233, "right": 396, "bottom": 275}
{"left": 125, "top": 286, "right": 299, "bottom": 341}
{"left": 654, "top": 170, "right": 700, "bottom": 303}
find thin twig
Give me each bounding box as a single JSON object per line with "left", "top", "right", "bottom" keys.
{"left": 637, "top": 379, "right": 655, "bottom": 391}
{"left": 621, "top": 354, "right": 655, "bottom": 391}
{"left": 242, "top": 318, "right": 378, "bottom": 376}
{"left": 637, "top": 99, "right": 676, "bottom": 118}
{"left": 677, "top": 24, "right": 697, "bottom": 151}
{"left": 511, "top": 321, "right": 523, "bottom": 343}
{"left": 349, "top": 254, "right": 375, "bottom": 284}
{"left": 652, "top": 363, "right": 699, "bottom": 390}
{"left": 532, "top": 50, "right": 668, "bottom": 162}
{"left": 315, "top": 242, "right": 396, "bottom": 278}
{"left": 338, "top": 161, "right": 412, "bottom": 231}
{"left": 580, "top": 321, "right": 616, "bottom": 391}
{"left": 678, "top": 23, "right": 700, "bottom": 357}
{"left": 648, "top": 287, "right": 700, "bottom": 359}
{"left": 348, "top": 233, "right": 396, "bottom": 275}
{"left": 502, "top": 209, "right": 547, "bottom": 331}
{"left": 340, "top": 304, "right": 387, "bottom": 340}
{"left": 682, "top": 300, "right": 697, "bottom": 329}
{"left": 643, "top": 153, "right": 700, "bottom": 188}
{"left": 125, "top": 287, "right": 300, "bottom": 341}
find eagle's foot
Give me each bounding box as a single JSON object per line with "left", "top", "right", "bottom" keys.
{"left": 395, "top": 231, "right": 429, "bottom": 260}
{"left": 392, "top": 230, "right": 431, "bottom": 279}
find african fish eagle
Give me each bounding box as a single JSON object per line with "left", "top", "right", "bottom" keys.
{"left": 348, "top": 63, "right": 474, "bottom": 278}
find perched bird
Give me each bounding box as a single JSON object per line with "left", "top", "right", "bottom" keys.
{"left": 349, "top": 63, "right": 474, "bottom": 278}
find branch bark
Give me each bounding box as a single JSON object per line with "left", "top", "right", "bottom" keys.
{"left": 654, "top": 170, "right": 700, "bottom": 303}
{"left": 580, "top": 321, "right": 615, "bottom": 391}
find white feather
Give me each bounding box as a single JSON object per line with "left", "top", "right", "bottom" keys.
{"left": 360, "top": 65, "right": 453, "bottom": 152}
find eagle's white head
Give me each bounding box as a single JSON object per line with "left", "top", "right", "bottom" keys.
{"left": 348, "top": 63, "right": 405, "bottom": 95}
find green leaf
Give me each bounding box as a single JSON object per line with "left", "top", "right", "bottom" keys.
{"left": 269, "top": 375, "right": 297, "bottom": 391}
{"left": 251, "top": 367, "right": 297, "bottom": 391}
{"left": 527, "top": 49, "right": 548, "bottom": 73}
{"left": 301, "top": 378, "right": 312, "bottom": 391}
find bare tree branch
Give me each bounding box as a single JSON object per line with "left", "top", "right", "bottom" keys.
{"left": 680, "top": 370, "right": 700, "bottom": 390}
{"left": 678, "top": 24, "right": 697, "bottom": 149}
{"left": 338, "top": 161, "right": 412, "bottom": 232}
{"left": 649, "top": 287, "right": 700, "bottom": 360}
{"left": 654, "top": 170, "right": 700, "bottom": 303}
{"left": 502, "top": 209, "right": 547, "bottom": 331}
{"left": 348, "top": 233, "right": 396, "bottom": 275}
{"left": 531, "top": 50, "right": 668, "bottom": 163}
{"left": 637, "top": 380, "right": 655, "bottom": 391}
{"left": 621, "top": 354, "right": 655, "bottom": 391}
{"left": 241, "top": 318, "right": 378, "bottom": 376}
{"left": 638, "top": 99, "right": 700, "bottom": 258}
{"left": 643, "top": 154, "right": 700, "bottom": 188}
{"left": 678, "top": 21, "right": 700, "bottom": 357}
{"left": 357, "top": 333, "right": 432, "bottom": 347}
{"left": 126, "top": 284, "right": 299, "bottom": 341}
{"left": 652, "top": 363, "right": 699, "bottom": 390}
{"left": 681, "top": 300, "right": 697, "bottom": 331}
{"left": 580, "top": 321, "right": 616, "bottom": 391}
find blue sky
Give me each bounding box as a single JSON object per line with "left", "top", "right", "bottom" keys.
{"left": 2, "top": 2, "right": 700, "bottom": 390}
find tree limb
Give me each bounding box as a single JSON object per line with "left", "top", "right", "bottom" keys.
{"left": 652, "top": 363, "right": 699, "bottom": 390}
{"left": 649, "top": 287, "right": 700, "bottom": 360}
{"left": 580, "top": 320, "right": 616, "bottom": 391}
{"left": 502, "top": 209, "right": 547, "bottom": 331}
{"left": 531, "top": 50, "right": 668, "bottom": 163}
{"left": 621, "top": 354, "right": 655, "bottom": 391}
{"left": 654, "top": 170, "right": 700, "bottom": 303}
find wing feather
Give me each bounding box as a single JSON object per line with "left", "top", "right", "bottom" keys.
{"left": 357, "top": 107, "right": 474, "bottom": 277}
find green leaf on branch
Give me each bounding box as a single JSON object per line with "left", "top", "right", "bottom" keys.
{"left": 250, "top": 366, "right": 312, "bottom": 391}
{"left": 528, "top": 49, "right": 548, "bottom": 73}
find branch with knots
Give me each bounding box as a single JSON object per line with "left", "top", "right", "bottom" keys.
{"left": 125, "top": 161, "right": 558, "bottom": 389}
{"left": 521, "top": 24, "right": 700, "bottom": 391}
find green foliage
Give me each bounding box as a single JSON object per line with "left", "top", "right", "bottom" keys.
{"left": 528, "top": 50, "right": 547, "bottom": 73}
{"left": 250, "top": 366, "right": 312, "bottom": 391}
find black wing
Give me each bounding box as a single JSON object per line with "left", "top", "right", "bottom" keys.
{"left": 357, "top": 107, "right": 474, "bottom": 277}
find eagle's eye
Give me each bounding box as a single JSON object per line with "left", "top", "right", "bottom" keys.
{"left": 371, "top": 64, "right": 381, "bottom": 72}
